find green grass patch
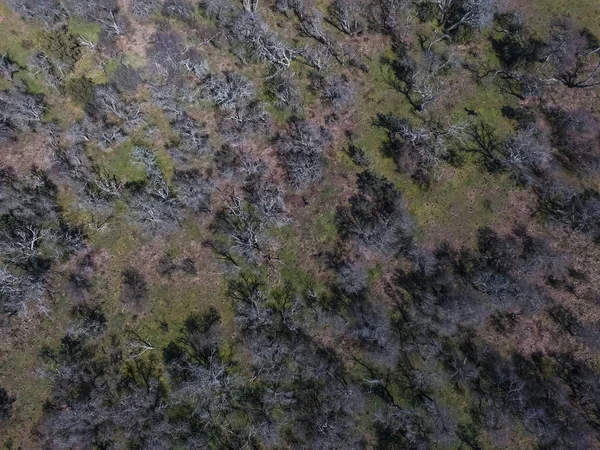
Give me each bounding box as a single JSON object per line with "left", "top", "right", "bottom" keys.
{"left": 91, "top": 140, "right": 148, "bottom": 184}
{"left": 67, "top": 19, "right": 102, "bottom": 43}
{"left": 73, "top": 51, "right": 109, "bottom": 84}
{"left": 12, "top": 71, "right": 46, "bottom": 95}
{"left": 0, "top": 17, "right": 36, "bottom": 68}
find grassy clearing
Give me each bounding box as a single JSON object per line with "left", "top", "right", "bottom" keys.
{"left": 345, "top": 38, "right": 517, "bottom": 248}
{"left": 525, "top": 0, "right": 600, "bottom": 37}
{"left": 0, "top": 4, "right": 37, "bottom": 67}
{"left": 67, "top": 19, "right": 102, "bottom": 43}
{"left": 90, "top": 140, "right": 148, "bottom": 183}
{"left": 72, "top": 51, "right": 109, "bottom": 84}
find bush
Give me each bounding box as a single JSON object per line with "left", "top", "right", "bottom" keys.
{"left": 0, "top": 386, "right": 15, "bottom": 420}
{"left": 38, "top": 28, "right": 81, "bottom": 67}
{"left": 121, "top": 268, "right": 149, "bottom": 305}
{"left": 64, "top": 77, "right": 95, "bottom": 106}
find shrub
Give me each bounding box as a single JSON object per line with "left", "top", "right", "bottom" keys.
{"left": 64, "top": 77, "right": 95, "bottom": 106}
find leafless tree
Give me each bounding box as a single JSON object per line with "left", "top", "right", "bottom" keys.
{"left": 535, "top": 182, "right": 600, "bottom": 239}
{"left": 112, "top": 65, "right": 142, "bottom": 93}
{"left": 0, "top": 266, "right": 45, "bottom": 317}
{"left": 278, "top": 118, "right": 331, "bottom": 189}
{"left": 180, "top": 48, "right": 210, "bottom": 80}
{"left": 368, "top": 0, "right": 411, "bottom": 38}
{"left": 230, "top": 11, "right": 301, "bottom": 69}
{"left": 265, "top": 70, "right": 304, "bottom": 113}
{"left": 327, "top": 0, "right": 366, "bottom": 36}
{"left": 63, "top": 0, "right": 127, "bottom": 39}
{"left": 0, "top": 89, "right": 45, "bottom": 131}
{"left": 336, "top": 171, "right": 412, "bottom": 253}
{"left": 275, "top": 0, "right": 312, "bottom": 20}
{"left": 0, "top": 124, "right": 17, "bottom": 145}
{"left": 173, "top": 169, "right": 214, "bottom": 213}
{"left": 227, "top": 273, "right": 275, "bottom": 331}
{"left": 212, "top": 191, "right": 270, "bottom": 263}
{"left": 419, "top": 0, "right": 497, "bottom": 36}
{"left": 204, "top": 72, "right": 271, "bottom": 141}
{"left": 300, "top": 45, "right": 333, "bottom": 70}
{"left": 495, "top": 71, "right": 545, "bottom": 101}
{"left": 244, "top": 174, "right": 289, "bottom": 225}
{"left": 147, "top": 31, "right": 185, "bottom": 82}
{"left": 317, "top": 73, "right": 357, "bottom": 108}
{"left": 375, "top": 114, "right": 465, "bottom": 184}
{"left": 0, "top": 169, "right": 85, "bottom": 318}
{"left": 386, "top": 46, "right": 455, "bottom": 111}
{"left": 162, "top": 0, "right": 193, "bottom": 21}
{"left": 5, "top": 0, "right": 64, "bottom": 24}
{"left": 29, "top": 52, "right": 61, "bottom": 88}
{"left": 501, "top": 127, "right": 551, "bottom": 184}
{"left": 172, "top": 114, "right": 213, "bottom": 155}
{"left": 0, "top": 55, "right": 20, "bottom": 81}
{"left": 200, "top": 0, "right": 234, "bottom": 19}
{"left": 93, "top": 85, "right": 144, "bottom": 133}
{"left": 129, "top": 147, "right": 180, "bottom": 233}
{"left": 205, "top": 72, "right": 254, "bottom": 110}
{"left": 130, "top": 0, "right": 161, "bottom": 19}
{"left": 549, "top": 108, "right": 600, "bottom": 176}
{"left": 344, "top": 142, "right": 370, "bottom": 167}
{"left": 544, "top": 19, "right": 600, "bottom": 88}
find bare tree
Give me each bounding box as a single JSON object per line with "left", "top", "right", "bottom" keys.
{"left": 172, "top": 114, "right": 213, "bottom": 155}
{"left": 501, "top": 127, "right": 551, "bottom": 184}
{"left": 375, "top": 114, "right": 465, "bottom": 185}
{"left": 162, "top": 0, "right": 193, "bottom": 21}
{"left": 344, "top": 142, "right": 370, "bottom": 167}
{"left": 549, "top": 108, "right": 600, "bottom": 176}
{"left": 205, "top": 72, "right": 254, "bottom": 110}
{"left": 63, "top": 0, "right": 127, "bottom": 39}
{"left": 0, "top": 169, "right": 85, "bottom": 318}
{"left": 0, "top": 89, "right": 45, "bottom": 131}
{"left": 130, "top": 0, "right": 161, "bottom": 19}
{"left": 418, "top": 0, "right": 497, "bottom": 36}
{"left": 173, "top": 169, "right": 214, "bottom": 213}
{"left": 317, "top": 73, "right": 357, "bottom": 108}
{"left": 277, "top": 118, "right": 331, "bottom": 189}
{"left": 544, "top": 19, "right": 600, "bottom": 88}
{"left": 385, "top": 45, "right": 454, "bottom": 111}
{"left": 327, "top": 0, "right": 365, "bottom": 36}
{"left": 199, "top": 0, "right": 234, "bottom": 19}
{"left": 0, "top": 54, "right": 20, "bottom": 81}
{"left": 147, "top": 31, "right": 185, "bottom": 82}
{"left": 29, "top": 52, "right": 61, "bottom": 89}
{"left": 230, "top": 11, "right": 301, "bottom": 69}
{"left": 204, "top": 72, "right": 271, "bottom": 141}
{"left": 5, "top": 0, "right": 64, "bottom": 24}
{"left": 213, "top": 191, "right": 268, "bottom": 263}
{"left": 0, "top": 386, "right": 15, "bottom": 420}
{"left": 244, "top": 174, "right": 288, "bottom": 225}
{"left": 368, "top": 0, "right": 411, "bottom": 38}
{"left": 275, "top": 0, "right": 312, "bottom": 20}
{"left": 112, "top": 65, "right": 142, "bottom": 93}
{"left": 300, "top": 45, "right": 333, "bottom": 70}
{"left": 265, "top": 70, "right": 304, "bottom": 113}
{"left": 336, "top": 171, "right": 412, "bottom": 252}
{"left": 129, "top": 147, "right": 180, "bottom": 233}
{"left": 92, "top": 85, "right": 144, "bottom": 132}
{"left": 180, "top": 48, "right": 210, "bottom": 80}
{"left": 535, "top": 183, "right": 600, "bottom": 240}
{"left": 0, "top": 266, "right": 45, "bottom": 317}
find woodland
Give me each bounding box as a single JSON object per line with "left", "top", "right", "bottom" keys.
{"left": 1, "top": 0, "right": 600, "bottom": 448}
